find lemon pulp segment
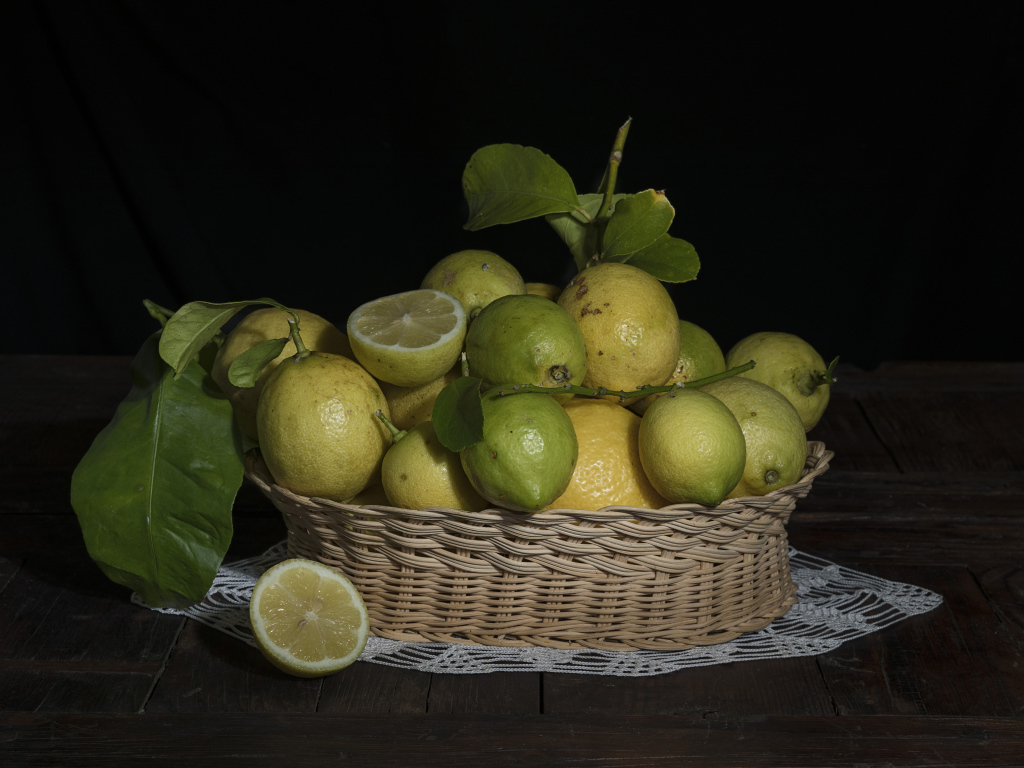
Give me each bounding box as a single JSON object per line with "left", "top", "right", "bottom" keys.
{"left": 250, "top": 559, "right": 369, "bottom": 677}
{"left": 353, "top": 291, "right": 459, "bottom": 349}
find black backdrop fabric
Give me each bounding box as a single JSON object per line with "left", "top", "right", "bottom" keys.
{"left": 2, "top": 2, "right": 1020, "bottom": 368}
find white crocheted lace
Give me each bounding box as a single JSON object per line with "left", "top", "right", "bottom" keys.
{"left": 133, "top": 542, "right": 942, "bottom": 677}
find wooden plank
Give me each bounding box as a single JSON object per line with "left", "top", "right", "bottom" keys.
{"left": 787, "top": 512, "right": 1024, "bottom": 564}
{"left": 425, "top": 672, "right": 542, "bottom": 715}
{"left": 974, "top": 566, "right": 1024, "bottom": 652}
{"left": 2, "top": 712, "right": 1023, "bottom": 766}
{"left": 142, "top": 621, "right": 321, "bottom": 714}
{"left": 0, "top": 670, "right": 156, "bottom": 714}
{"left": 857, "top": 390, "right": 1024, "bottom": 472}
{"left": 806, "top": 391, "right": 900, "bottom": 472}
{"left": 817, "top": 565, "right": 1024, "bottom": 717}
{"left": 317, "top": 662, "right": 431, "bottom": 714}
{"left": 0, "top": 558, "right": 182, "bottom": 663}
{"left": 543, "top": 657, "right": 835, "bottom": 716}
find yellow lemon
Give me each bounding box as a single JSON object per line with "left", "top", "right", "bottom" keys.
{"left": 382, "top": 421, "right": 488, "bottom": 511}
{"left": 420, "top": 249, "right": 525, "bottom": 319}
{"left": 347, "top": 289, "right": 466, "bottom": 388}
{"left": 546, "top": 398, "right": 668, "bottom": 511}
{"left": 249, "top": 559, "right": 369, "bottom": 678}
{"left": 212, "top": 308, "right": 352, "bottom": 442}
{"left": 525, "top": 282, "right": 563, "bottom": 301}
{"left": 257, "top": 352, "right": 391, "bottom": 501}
{"left": 557, "top": 263, "right": 680, "bottom": 403}
{"left": 631, "top": 319, "right": 726, "bottom": 416}
{"left": 638, "top": 388, "right": 746, "bottom": 506}
{"left": 725, "top": 331, "right": 832, "bottom": 431}
{"left": 701, "top": 377, "right": 808, "bottom": 498}
{"left": 377, "top": 362, "right": 462, "bottom": 431}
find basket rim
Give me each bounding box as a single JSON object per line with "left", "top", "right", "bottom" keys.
{"left": 244, "top": 440, "right": 832, "bottom": 525}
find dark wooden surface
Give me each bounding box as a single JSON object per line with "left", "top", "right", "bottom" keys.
{"left": 1, "top": 356, "right": 1022, "bottom": 766}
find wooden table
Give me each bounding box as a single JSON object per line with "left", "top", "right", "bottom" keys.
{"left": 2, "top": 357, "right": 1022, "bottom": 766}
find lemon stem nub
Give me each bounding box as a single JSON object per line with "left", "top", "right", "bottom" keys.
{"left": 765, "top": 470, "right": 779, "bottom": 485}
{"left": 798, "top": 356, "right": 839, "bottom": 396}
{"left": 286, "top": 315, "right": 309, "bottom": 359}
{"left": 376, "top": 409, "right": 407, "bottom": 443}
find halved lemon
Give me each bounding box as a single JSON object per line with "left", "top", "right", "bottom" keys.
{"left": 249, "top": 559, "right": 369, "bottom": 678}
{"left": 347, "top": 289, "right": 466, "bottom": 387}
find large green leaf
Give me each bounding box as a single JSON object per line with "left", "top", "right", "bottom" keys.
{"left": 605, "top": 233, "right": 701, "bottom": 283}
{"left": 600, "top": 189, "right": 675, "bottom": 259}
{"left": 546, "top": 193, "right": 627, "bottom": 271}
{"left": 71, "top": 331, "right": 243, "bottom": 608}
{"left": 431, "top": 376, "right": 485, "bottom": 452}
{"left": 463, "top": 144, "right": 582, "bottom": 231}
{"left": 159, "top": 298, "right": 286, "bottom": 377}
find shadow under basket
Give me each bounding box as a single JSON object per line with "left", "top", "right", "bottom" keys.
{"left": 244, "top": 441, "right": 833, "bottom": 651}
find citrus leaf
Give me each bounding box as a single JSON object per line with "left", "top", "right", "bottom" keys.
{"left": 546, "top": 193, "right": 627, "bottom": 271}
{"left": 71, "top": 331, "right": 242, "bottom": 608}
{"left": 228, "top": 337, "right": 290, "bottom": 388}
{"left": 463, "top": 144, "right": 582, "bottom": 231}
{"left": 159, "top": 298, "right": 288, "bottom": 378}
{"left": 605, "top": 233, "right": 701, "bottom": 282}
{"left": 432, "top": 376, "right": 484, "bottom": 452}
{"left": 600, "top": 189, "right": 675, "bottom": 259}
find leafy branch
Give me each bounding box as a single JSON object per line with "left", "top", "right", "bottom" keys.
{"left": 461, "top": 119, "right": 699, "bottom": 282}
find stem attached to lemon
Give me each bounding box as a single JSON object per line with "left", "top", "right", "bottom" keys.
{"left": 493, "top": 360, "right": 756, "bottom": 402}
{"left": 798, "top": 355, "right": 840, "bottom": 396}
{"left": 375, "top": 409, "right": 408, "bottom": 443}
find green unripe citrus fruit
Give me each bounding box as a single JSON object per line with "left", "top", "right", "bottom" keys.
{"left": 460, "top": 387, "right": 578, "bottom": 512}
{"left": 466, "top": 294, "right": 587, "bottom": 403}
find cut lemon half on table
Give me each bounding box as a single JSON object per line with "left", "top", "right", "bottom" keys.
{"left": 347, "top": 289, "right": 467, "bottom": 387}
{"left": 249, "top": 559, "right": 369, "bottom": 678}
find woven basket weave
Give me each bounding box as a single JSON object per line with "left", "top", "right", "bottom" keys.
{"left": 244, "top": 441, "right": 832, "bottom": 651}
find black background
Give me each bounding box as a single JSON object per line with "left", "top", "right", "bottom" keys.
{"left": 2, "top": 2, "right": 1020, "bottom": 369}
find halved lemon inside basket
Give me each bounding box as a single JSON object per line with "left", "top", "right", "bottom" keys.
{"left": 347, "top": 288, "right": 466, "bottom": 387}
{"left": 249, "top": 559, "right": 369, "bottom": 678}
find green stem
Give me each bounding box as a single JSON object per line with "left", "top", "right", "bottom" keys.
{"left": 798, "top": 355, "right": 839, "bottom": 396}
{"left": 285, "top": 311, "right": 309, "bottom": 359}
{"left": 375, "top": 410, "right": 407, "bottom": 443}
{"left": 591, "top": 118, "right": 632, "bottom": 264}
{"left": 493, "top": 360, "right": 756, "bottom": 402}
{"left": 460, "top": 351, "right": 470, "bottom": 378}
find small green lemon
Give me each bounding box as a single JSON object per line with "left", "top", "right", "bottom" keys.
{"left": 460, "top": 387, "right": 578, "bottom": 512}
{"left": 726, "top": 331, "right": 833, "bottom": 431}
{"left": 557, "top": 263, "right": 680, "bottom": 403}
{"left": 347, "top": 289, "right": 466, "bottom": 388}
{"left": 701, "top": 377, "right": 808, "bottom": 498}
{"left": 257, "top": 352, "right": 391, "bottom": 501}
{"left": 638, "top": 389, "right": 746, "bottom": 506}
{"left": 249, "top": 558, "right": 369, "bottom": 678}
{"left": 382, "top": 421, "right": 488, "bottom": 511}
{"left": 421, "top": 250, "right": 525, "bottom": 319}
{"left": 631, "top": 319, "right": 727, "bottom": 416}
{"left": 212, "top": 308, "right": 352, "bottom": 442}
{"left": 466, "top": 294, "right": 587, "bottom": 403}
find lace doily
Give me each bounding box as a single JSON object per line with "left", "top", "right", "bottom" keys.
{"left": 133, "top": 541, "right": 942, "bottom": 677}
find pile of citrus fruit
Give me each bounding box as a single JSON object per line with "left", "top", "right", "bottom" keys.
{"left": 214, "top": 248, "right": 835, "bottom": 517}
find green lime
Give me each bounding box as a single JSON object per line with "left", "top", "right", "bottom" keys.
{"left": 460, "top": 387, "right": 578, "bottom": 512}
{"left": 466, "top": 294, "right": 587, "bottom": 402}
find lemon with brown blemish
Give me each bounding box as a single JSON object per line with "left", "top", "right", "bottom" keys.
{"left": 557, "top": 262, "right": 680, "bottom": 404}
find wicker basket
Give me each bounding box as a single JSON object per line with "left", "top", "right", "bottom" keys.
{"left": 244, "top": 441, "right": 832, "bottom": 651}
